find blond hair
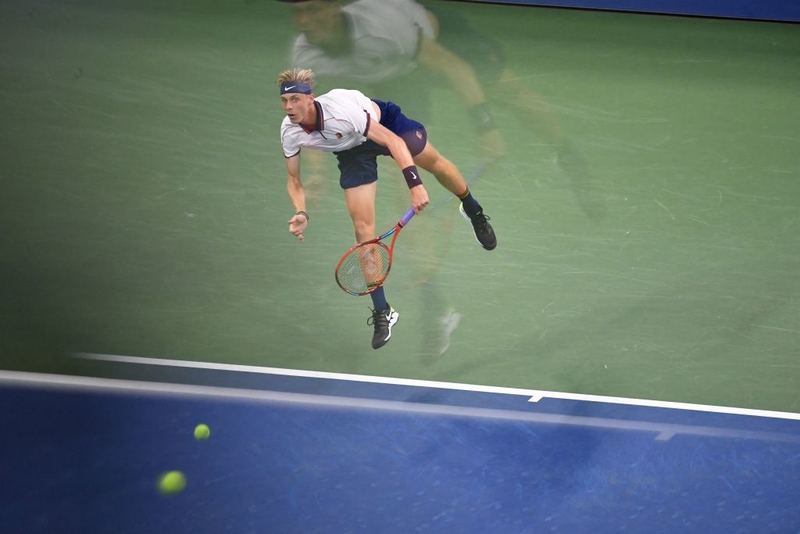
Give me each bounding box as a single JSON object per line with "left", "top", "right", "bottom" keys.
{"left": 276, "top": 68, "right": 315, "bottom": 87}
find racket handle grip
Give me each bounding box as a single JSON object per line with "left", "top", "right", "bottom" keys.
{"left": 400, "top": 207, "right": 416, "bottom": 226}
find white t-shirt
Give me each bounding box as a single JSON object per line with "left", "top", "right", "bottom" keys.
{"left": 280, "top": 89, "right": 378, "bottom": 158}
{"left": 291, "top": 0, "right": 435, "bottom": 84}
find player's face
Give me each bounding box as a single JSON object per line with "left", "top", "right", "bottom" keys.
{"left": 281, "top": 93, "right": 315, "bottom": 125}
{"left": 292, "top": 1, "right": 341, "bottom": 45}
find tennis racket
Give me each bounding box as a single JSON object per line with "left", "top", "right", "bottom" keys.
{"left": 335, "top": 207, "right": 416, "bottom": 296}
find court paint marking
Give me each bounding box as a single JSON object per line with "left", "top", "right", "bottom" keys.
{"left": 2, "top": 370, "right": 799, "bottom": 444}
{"left": 73, "top": 352, "right": 800, "bottom": 421}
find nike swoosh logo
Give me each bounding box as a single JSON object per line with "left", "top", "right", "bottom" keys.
{"left": 283, "top": 85, "right": 296, "bottom": 92}
{"left": 411, "top": 172, "right": 418, "bottom": 180}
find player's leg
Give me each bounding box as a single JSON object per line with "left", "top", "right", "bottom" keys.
{"left": 339, "top": 153, "right": 400, "bottom": 349}
{"left": 375, "top": 97, "right": 496, "bottom": 249}
{"left": 414, "top": 142, "right": 497, "bottom": 250}
{"left": 343, "top": 182, "right": 377, "bottom": 244}
{"left": 386, "top": 105, "right": 477, "bottom": 206}
{"left": 412, "top": 142, "right": 466, "bottom": 197}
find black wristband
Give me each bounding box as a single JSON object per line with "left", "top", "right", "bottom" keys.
{"left": 402, "top": 166, "right": 422, "bottom": 189}
{"left": 471, "top": 102, "right": 496, "bottom": 134}
{"left": 296, "top": 210, "right": 309, "bottom": 222}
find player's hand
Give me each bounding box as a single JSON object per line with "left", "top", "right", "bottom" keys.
{"left": 288, "top": 213, "right": 308, "bottom": 241}
{"left": 410, "top": 185, "right": 429, "bottom": 214}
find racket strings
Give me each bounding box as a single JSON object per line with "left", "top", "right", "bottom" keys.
{"left": 337, "top": 242, "right": 390, "bottom": 295}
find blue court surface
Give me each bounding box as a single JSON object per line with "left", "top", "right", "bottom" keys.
{"left": 2, "top": 355, "right": 799, "bottom": 534}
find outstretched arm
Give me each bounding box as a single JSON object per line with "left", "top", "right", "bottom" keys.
{"left": 285, "top": 153, "right": 309, "bottom": 241}
{"left": 365, "top": 121, "right": 429, "bottom": 214}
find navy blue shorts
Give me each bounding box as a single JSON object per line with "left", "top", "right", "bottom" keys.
{"left": 335, "top": 100, "right": 428, "bottom": 189}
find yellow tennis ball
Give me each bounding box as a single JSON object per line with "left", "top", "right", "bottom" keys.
{"left": 194, "top": 424, "right": 210, "bottom": 440}
{"left": 158, "top": 471, "right": 186, "bottom": 495}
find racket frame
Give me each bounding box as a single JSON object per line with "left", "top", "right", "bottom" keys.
{"left": 335, "top": 207, "right": 416, "bottom": 296}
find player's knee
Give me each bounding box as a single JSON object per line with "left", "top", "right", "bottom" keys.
{"left": 352, "top": 219, "right": 374, "bottom": 242}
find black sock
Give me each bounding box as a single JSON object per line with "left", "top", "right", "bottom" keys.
{"left": 458, "top": 187, "right": 482, "bottom": 217}
{"left": 370, "top": 286, "right": 388, "bottom": 311}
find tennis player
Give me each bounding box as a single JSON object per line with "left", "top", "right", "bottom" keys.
{"left": 279, "top": 0, "right": 607, "bottom": 221}
{"left": 278, "top": 68, "right": 496, "bottom": 349}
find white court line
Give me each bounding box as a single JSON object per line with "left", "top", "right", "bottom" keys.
{"left": 72, "top": 352, "right": 800, "bottom": 422}
{"left": 2, "top": 370, "right": 799, "bottom": 444}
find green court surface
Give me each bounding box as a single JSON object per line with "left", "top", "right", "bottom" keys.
{"left": 1, "top": 0, "right": 798, "bottom": 412}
